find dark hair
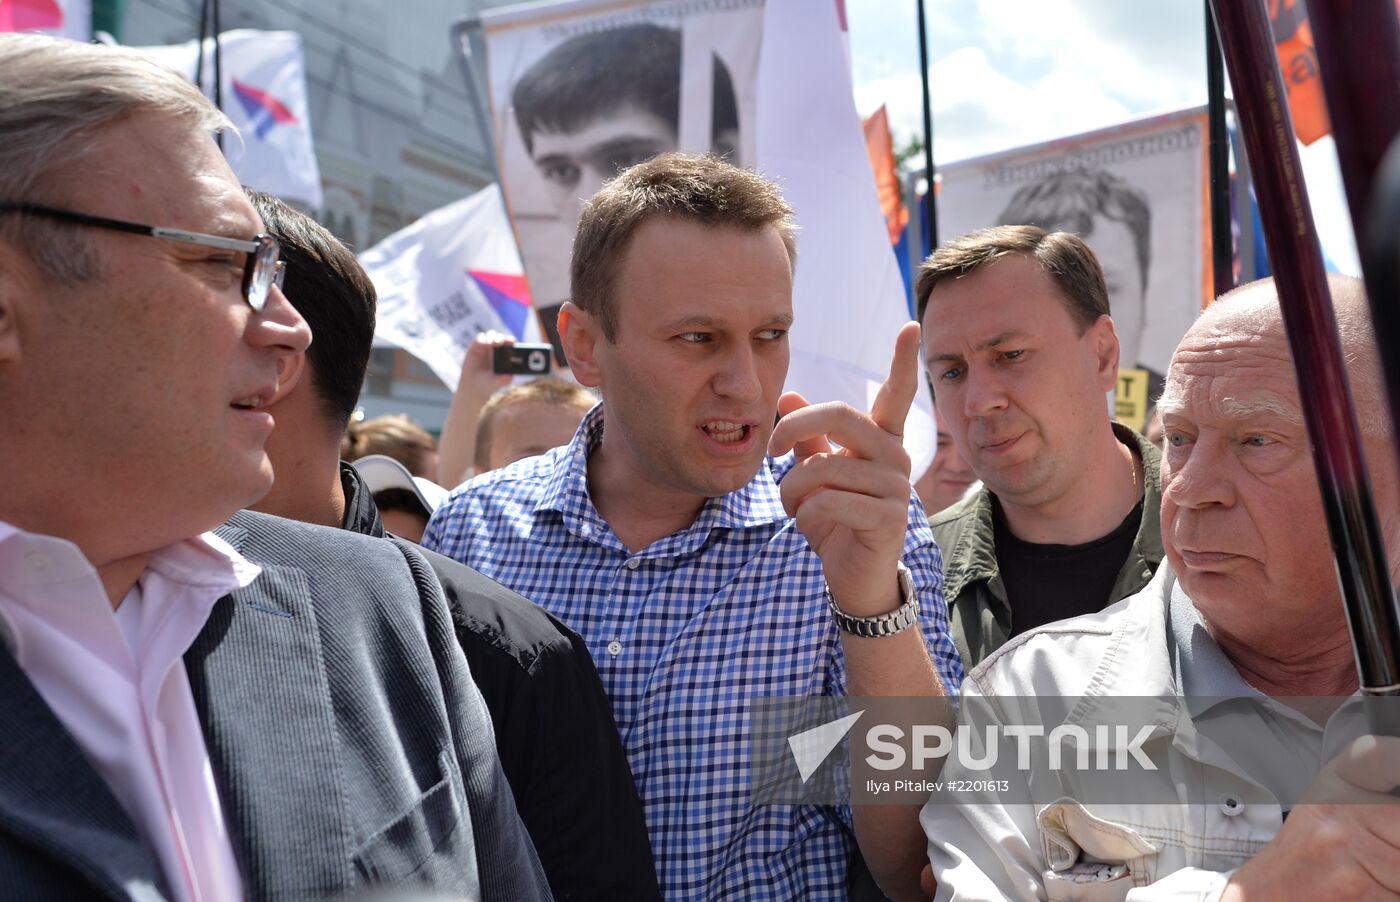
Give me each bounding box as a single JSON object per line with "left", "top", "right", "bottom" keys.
{"left": 246, "top": 189, "right": 375, "bottom": 428}
{"left": 513, "top": 24, "right": 681, "bottom": 154}
{"left": 571, "top": 152, "right": 797, "bottom": 341}
{"left": 915, "top": 225, "right": 1109, "bottom": 332}
{"left": 996, "top": 167, "right": 1151, "bottom": 295}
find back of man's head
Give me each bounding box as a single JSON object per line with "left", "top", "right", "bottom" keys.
{"left": 513, "top": 24, "right": 681, "bottom": 154}
{"left": 997, "top": 168, "right": 1151, "bottom": 295}
{"left": 474, "top": 377, "right": 596, "bottom": 473}
{"left": 0, "top": 34, "right": 229, "bottom": 284}
{"left": 245, "top": 189, "right": 375, "bottom": 431}
{"left": 915, "top": 224, "right": 1109, "bottom": 330}
{"left": 571, "top": 152, "right": 798, "bottom": 341}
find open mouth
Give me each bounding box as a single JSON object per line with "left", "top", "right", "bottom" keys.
{"left": 700, "top": 421, "right": 752, "bottom": 446}
{"left": 231, "top": 389, "right": 274, "bottom": 413}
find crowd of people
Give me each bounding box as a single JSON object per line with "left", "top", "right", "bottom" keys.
{"left": 1, "top": 32, "right": 1397, "bottom": 902}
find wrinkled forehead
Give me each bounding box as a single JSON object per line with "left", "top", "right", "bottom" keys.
{"left": 1160, "top": 327, "right": 1302, "bottom": 422}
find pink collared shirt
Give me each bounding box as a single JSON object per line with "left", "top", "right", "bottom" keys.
{"left": 0, "top": 520, "right": 260, "bottom": 902}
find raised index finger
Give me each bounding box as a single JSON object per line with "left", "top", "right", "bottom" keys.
{"left": 868, "top": 320, "right": 922, "bottom": 438}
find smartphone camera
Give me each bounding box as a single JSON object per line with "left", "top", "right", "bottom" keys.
{"left": 492, "top": 343, "right": 554, "bottom": 376}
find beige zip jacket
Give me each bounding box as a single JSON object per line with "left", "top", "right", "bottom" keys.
{"left": 922, "top": 567, "right": 1301, "bottom": 902}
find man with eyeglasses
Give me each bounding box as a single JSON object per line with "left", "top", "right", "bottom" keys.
{"left": 0, "top": 34, "right": 546, "bottom": 901}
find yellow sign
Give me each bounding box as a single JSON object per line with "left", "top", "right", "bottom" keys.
{"left": 1115, "top": 368, "right": 1151, "bottom": 431}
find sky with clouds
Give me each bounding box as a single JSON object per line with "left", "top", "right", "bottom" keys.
{"left": 846, "top": 0, "right": 1209, "bottom": 164}
{"left": 843, "top": 0, "right": 1359, "bottom": 272}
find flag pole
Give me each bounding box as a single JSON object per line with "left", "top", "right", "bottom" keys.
{"left": 1204, "top": 0, "right": 1233, "bottom": 297}
{"left": 1209, "top": 0, "right": 1400, "bottom": 732}
{"left": 915, "top": 0, "right": 938, "bottom": 249}
{"left": 449, "top": 17, "right": 502, "bottom": 183}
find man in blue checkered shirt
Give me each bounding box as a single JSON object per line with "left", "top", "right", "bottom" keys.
{"left": 425, "top": 153, "right": 963, "bottom": 901}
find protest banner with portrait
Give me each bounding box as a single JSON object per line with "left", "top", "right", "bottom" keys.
{"left": 478, "top": 0, "right": 764, "bottom": 358}
{"left": 474, "top": 0, "right": 937, "bottom": 472}
{"left": 936, "top": 107, "right": 1211, "bottom": 427}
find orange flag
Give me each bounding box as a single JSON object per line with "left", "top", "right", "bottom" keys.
{"left": 1270, "top": 0, "right": 1328, "bottom": 144}
{"left": 863, "top": 105, "right": 908, "bottom": 245}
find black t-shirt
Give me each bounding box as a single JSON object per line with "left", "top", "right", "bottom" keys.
{"left": 995, "top": 495, "right": 1144, "bottom": 638}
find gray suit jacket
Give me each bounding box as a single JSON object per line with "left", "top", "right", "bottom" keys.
{"left": 0, "top": 510, "right": 550, "bottom": 901}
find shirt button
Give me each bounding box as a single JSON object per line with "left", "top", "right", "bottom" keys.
{"left": 1219, "top": 794, "right": 1244, "bottom": 816}
{"left": 607, "top": 640, "right": 622, "bottom": 657}
{"left": 625, "top": 558, "right": 640, "bottom": 570}
{"left": 25, "top": 553, "right": 48, "bottom": 572}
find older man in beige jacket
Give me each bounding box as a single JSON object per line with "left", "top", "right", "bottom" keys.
{"left": 922, "top": 277, "right": 1400, "bottom": 901}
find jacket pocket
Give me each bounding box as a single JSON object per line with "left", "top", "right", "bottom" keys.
{"left": 1037, "top": 800, "right": 1158, "bottom": 901}
{"left": 1043, "top": 865, "right": 1135, "bottom": 902}
{"left": 353, "top": 752, "right": 468, "bottom": 887}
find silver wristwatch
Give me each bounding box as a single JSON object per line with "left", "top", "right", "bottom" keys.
{"left": 826, "top": 562, "right": 920, "bottom": 638}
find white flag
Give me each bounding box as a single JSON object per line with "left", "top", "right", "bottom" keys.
{"left": 360, "top": 184, "right": 539, "bottom": 388}
{"left": 0, "top": 0, "right": 90, "bottom": 41}
{"left": 756, "top": 0, "right": 936, "bottom": 474}
{"left": 136, "top": 30, "right": 322, "bottom": 208}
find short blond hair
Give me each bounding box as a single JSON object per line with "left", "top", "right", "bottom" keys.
{"left": 475, "top": 378, "right": 596, "bottom": 472}
{"left": 570, "top": 152, "right": 798, "bottom": 341}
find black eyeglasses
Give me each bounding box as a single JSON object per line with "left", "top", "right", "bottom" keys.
{"left": 0, "top": 202, "right": 281, "bottom": 311}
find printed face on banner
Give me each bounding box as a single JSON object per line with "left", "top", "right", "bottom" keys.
{"left": 481, "top": 0, "right": 764, "bottom": 357}
{"left": 938, "top": 109, "right": 1207, "bottom": 408}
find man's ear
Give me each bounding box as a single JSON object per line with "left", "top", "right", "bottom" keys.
{"left": 0, "top": 240, "right": 32, "bottom": 365}
{"left": 1088, "top": 314, "right": 1122, "bottom": 392}
{"left": 558, "top": 301, "right": 604, "bottom": 388}
{"left": 267, "top": 347, "right": 308, "bottom": 406}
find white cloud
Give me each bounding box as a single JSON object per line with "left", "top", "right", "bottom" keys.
{"left": 849, "top": 0, "right": 1207, "bottom": 162}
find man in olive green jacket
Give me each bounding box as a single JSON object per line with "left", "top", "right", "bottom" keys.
{"left": 917, "top": 226, "right": 1166, "bottom": 669}
{"left": 929, "top": 424, "right": 1162, "bottom": 667}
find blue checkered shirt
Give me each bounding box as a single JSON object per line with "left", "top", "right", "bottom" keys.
{"left": 424, "top": 405, "right": 963, "bottom": 900}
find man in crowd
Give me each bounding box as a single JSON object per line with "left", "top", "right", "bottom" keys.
{"left": 426, "top": 152, "right": 963, "bottom": 901}
{"left": 436, "top": 335, "right": 596, "bottom": 488}
{"left": 245, "top": 188, "right": 660, "bottom": 900}
{"left": 913, "top": 407, "right": 979, "bottom": 517}
{"left": 474, "top": 377, "right": 595, "bottom": 475}
{"left": 922, "top": 276, "right": 1400, "bottom": 898}
{"left": 917, "top": 225, "right": 1163, "bottom": 668}
{"left": 0, "top": 34, "right": 545, "bottom": 899}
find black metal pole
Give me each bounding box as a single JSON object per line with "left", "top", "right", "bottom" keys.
{"left": 193, "top": 0, "right": 208, "bottom": 94}
{"left": 449, "top": 18, "right": 501, "bottom": 182}
{"left": 1210, "top": 0, "right": 1400, "bottom": 729}
{"left": 1205, "top": 1, "right": 1233, "bottom": 298}
{"left": 915, "top": 0, "right": 938, "bottom": 250}
{"left": 211, "top": 0, "right": 223, "bottom": 151}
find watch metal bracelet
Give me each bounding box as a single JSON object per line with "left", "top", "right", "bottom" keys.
{"left": 826, "top": 562, "right": 920, "bottom": 638}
